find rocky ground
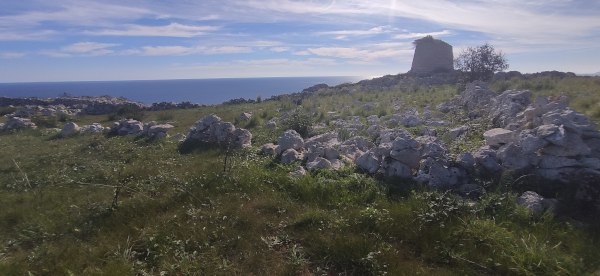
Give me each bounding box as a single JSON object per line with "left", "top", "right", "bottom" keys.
{"left": 259, "top": 81, "right": 600, "bottom": 216}
{"left": 1, "top": 74, "right": 599, "bottom": 274}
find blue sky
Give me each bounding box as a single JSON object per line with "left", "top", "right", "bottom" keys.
{"left": 1, "top": 0, "right": 599, "bottom": 82}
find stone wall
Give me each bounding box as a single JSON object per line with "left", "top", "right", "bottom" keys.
{"left": 410, "top": 36, "right": 453, "bottom": 75}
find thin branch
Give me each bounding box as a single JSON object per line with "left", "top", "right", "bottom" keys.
{"left": 12, "top": 159, "right": 31, "bottom": 189}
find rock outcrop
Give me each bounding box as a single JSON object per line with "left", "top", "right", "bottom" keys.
{"left": 2, "top": 117, "right": 37, "bottom": 131}
{"left": 60, "top": 122, "right": 80, "bottom": 137}
{"left": 410, "top": 36, "right": 454, "bottom": 75}
{"left": 110, "top": 119, "right": 174, "bottom": 138}
{"left": 0, "top": 96, "right": 145, "bottom": 116}
{"left": 184, "top": 114, "right": 252, "bottom": 148}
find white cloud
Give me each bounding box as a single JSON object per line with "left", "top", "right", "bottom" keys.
{"left": 0, "top": 29, "right": 57, "bottom": 41}
{"left": 122, "top": 45, "right": 252, "bottom": 56}
{"left": 270, "top": 47, "right": 290, "bottom": 52}
{"left": 306, "top": 47, "right": 411, "bottom": 61}
{"left": 236, "top": 58, "right": 336, "bottom": 66}
{"left": 237, "top": 0, "right": 600, "bottom": 46}
{"left": 393, "top": 30, "right": 452, "bottom": 40}
{"left": 62, "top": 42, "right": 119, "bottom": 53}
{"left": 128, "top": 46, "right": 192, "bottom": 56}
{"left": 85, "top": 23, "right": 220, "bottom": 37}
{"left": 41, "top": 41, "right": 119, "bottom": 57}
{"left": 0, "top": 52, "right": 26, "bottom": 59}
{"left": 0, "top": 1, "right": 152, "bottom": 28}
{"left": 317, "top": 26, "right": 395, "bottom": 39}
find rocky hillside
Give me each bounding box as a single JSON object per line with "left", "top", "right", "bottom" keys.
{"left": 1, "top": 74, "right": 599, "bottom": 274}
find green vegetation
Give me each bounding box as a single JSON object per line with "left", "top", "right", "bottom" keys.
{"left": 455, "top": 43, "right": 509, "bottom": 82}
{"left": 1, "top": 75, "right": 599, "bottom": 275}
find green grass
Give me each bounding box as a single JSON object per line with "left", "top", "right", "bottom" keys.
{"left": 1, "top": 75, "right": 600, "bottom": 275}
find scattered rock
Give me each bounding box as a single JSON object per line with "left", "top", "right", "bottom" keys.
{"left": 265, "top": 119, "right": 277, "bottom": 129}
{"left": 306, "top": 157, "right": 332, "bottom": 171}
{"left": 80, "top": 123, "right": 106, "bottom": 134}
{"left": 277, "top": 130, "right": 304, "bottom": 154}
{"left": 289, "top": 166, "right": 307, "bottom": 177}
{"left": 260, "top": 143, "right": 279, "bottom": 156}
{"left": 448, "top": 125, "right": 469, "bottom": 139}
{"left": 356, "top": 151, "right": 381, "bottom": 174}
{"left": 517, "top": 191, "right": 551, "bottom": 216}
{"left": 185, "top": 115, "right": 252, "bottom": 148}
{"left": 483, "top": 128, "right": 514, "bottom": 147}
{"left": 147, "top": 124, "right": 174, "bottom": 138}
{"left": 60, "top": 122, "right": 80, "bottom": 137}
{"left": 112, "top": 119, "right": 144, "bottom": 136}
{"left": 239, "top": 112, "right": 252, "bottom": 121}
{"left": 281, "top": 149, "right": 303, "bottom": 164}
{"left": 2, "top": 117, "right": 37, "bottom": 131}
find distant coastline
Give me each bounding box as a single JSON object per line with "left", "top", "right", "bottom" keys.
{"left": 0, "top": 76, "right": 363, "bottom": 105}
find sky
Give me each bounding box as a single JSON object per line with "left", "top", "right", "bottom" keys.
{"left": 1, "top": 0, "right": 599, "bottom": 82}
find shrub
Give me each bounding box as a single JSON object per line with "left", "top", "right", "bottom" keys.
{"left": 282, "top": 108, "right": 313, "bottom": 138}
{"left": 30, "top": 115, "right": 58, "bottom": 128}
{"left": 108, "top": 104, "right": 145, "bottom": 121}
{"left": 455, "top": 43, "right": 509, "bottom": 82}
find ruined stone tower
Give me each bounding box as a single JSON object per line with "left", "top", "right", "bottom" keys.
{"left": 410, "top": 36, "right": 453, "bottom": 75}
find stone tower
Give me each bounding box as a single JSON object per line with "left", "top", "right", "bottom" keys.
{"left": 410, "top": 36, "right": 453, "bottom": 75}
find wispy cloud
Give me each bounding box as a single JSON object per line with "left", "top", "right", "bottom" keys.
{"left": 122, "top": 45, "right": 252, "bottom": 56}
{"left": 85, "top": 23, "right": 220, "bottom": 37}
{"left": 270, "top": 47, "right": 290, "bottom": 53}
{"left": 317, "top": 26, "right": 395, "bottom": 39}
{"left": 0, "top": 29, "right": 56, "bottom": 41}
{"left": 305, "top": 47, "right": 411, "bottom": 61}
{"left": 393, "top": 30, "right": 452, "bottom": 40}
{"left": 0, "top": 52, "right": 26, "bottom": 59}
{"left": 41, "top": 41, "right": 119, "bottom": 57}
{"left": 62, "top": 42, "right": 119, "bottom": 53}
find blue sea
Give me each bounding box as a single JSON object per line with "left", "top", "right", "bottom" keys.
{"left": 0, "top": 76, "right": 363, "bottom": 105}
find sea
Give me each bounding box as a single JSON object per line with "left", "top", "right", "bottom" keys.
{"left": 0, "top": 76, "right": 363, "bottom": 105}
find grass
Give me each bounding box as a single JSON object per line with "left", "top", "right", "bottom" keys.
{"left": 0, "top": 75, "right": 599, "bottom": 275}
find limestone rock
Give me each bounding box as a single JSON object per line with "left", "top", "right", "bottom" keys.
{"left": 402, "top": 115, "right": 422, "bottom": 127}
{"left": 113, "top": 119, "right": 144, "bottom": 136}
{"left": 147, "top": 124, "right": 174, "bottom": 138}
{"left": 483, "top": 128, "right": 514, "bottom": 147}
{"left": 277, "top": 130, "right": 304, "bottom": 153}
{"left": 260, "top": 143, "right": 279, "bottom": 156}
{"left": 265, "top": 119, "right": 277, "bottom": 129}
{"left": 306, "top": 157, "right": 332, "bottom": 171}
{"left": 356, "top": 151, "right": 381, "bottom": 174}
{"left": 389, "top": 136, "right": 421, "bottom": 169}
{"left": 80, "top": 123, "right": 106, "bottom": 134}
{"left": 496, "top": 144, "right": 534, "bottom": 171}
{"left": 538, "top": 156, "right": 579, "bottom": 169}
{"left": 289, "top": 166, "right": 307, "bottom": 177}
{"left": 516, "top": 191, "right": 547, "bottom": 216}
{"left": 281, "top": 149, "right": 303, "bottom": 164}
{"left": 239, "top": 112, "right": 252, "bottom": 121}
{"left": 456, "top": 153, "right": 475, "bottom": 170}
{"left": 384, "top": 160, "right": 412, "bottom": 178}
{"left": 456, "top": 82, "right": 496, "bottom": 110}
{"left": 448, "top": 125, "right": 469, "bottom": 139}
{"left": 60, "top": 122, "right": 80, "bottom": 137}
{"left": 233, "top": 128, "right": 252, "bottom": 147}
{"left": 2, "top": 117, "right": 37, "bottom": 130}
{"left": 490, "top": 90, "right": 531, "bottom": 127}
{"left": 474, "top": 146, "right": 502, "bottom": 174}
{"left": 185, "top": 114, "right": 252, "bottom": 148}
